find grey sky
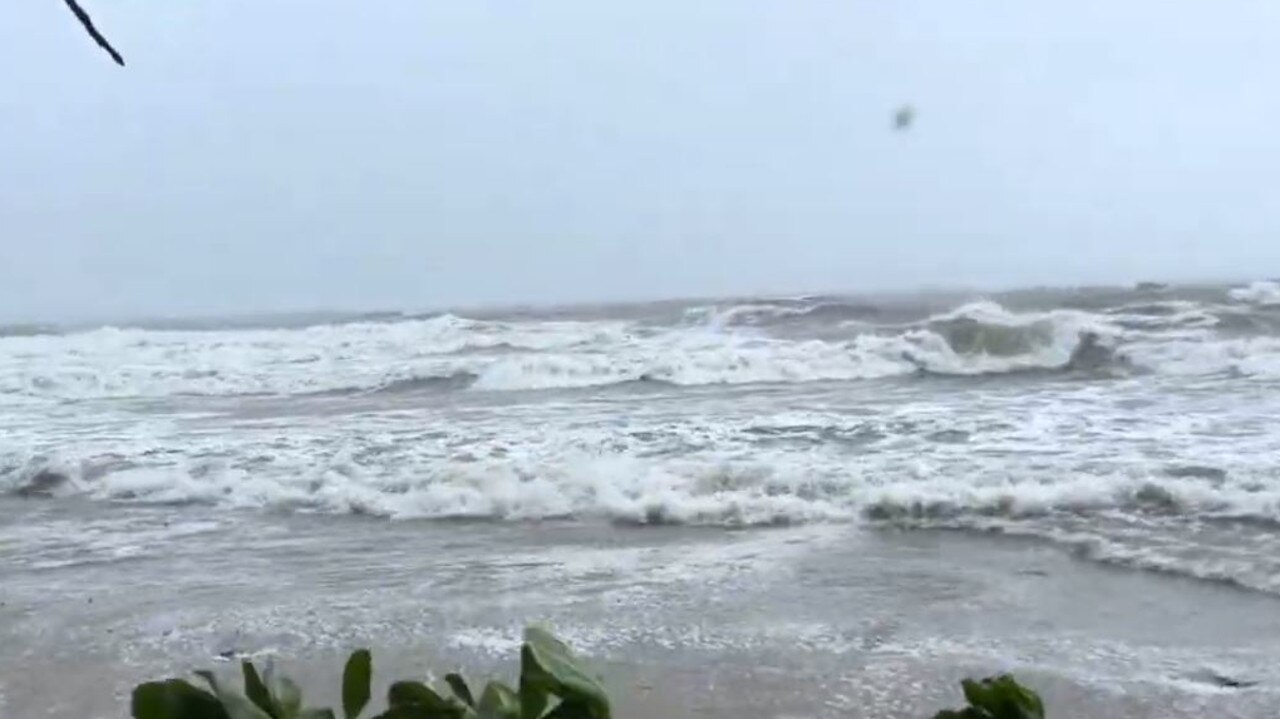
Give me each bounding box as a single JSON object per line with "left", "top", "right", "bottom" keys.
{"left": 2, "top": 1, "right": 1278, "bottom": 321}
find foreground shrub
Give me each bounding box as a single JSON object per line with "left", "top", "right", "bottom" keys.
{"left": 932, "top": 675, "right": 1045, "bottom": 719}
{"left": 132, "top": 626, "right": 608, "bottom": 719}
{"left": 131, "top": 626, "right": 1044, "bottom": 719}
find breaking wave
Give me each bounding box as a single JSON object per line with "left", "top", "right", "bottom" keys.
{"left": 9, "top": 442, "right": 1280, "bottom": 597}
{"left": 0, "top": 299, "right": 1180, "bottom": 400}
{"left": 10, "top": 446, "right": 1277, "bottom": 523}
{"left": 8, "top": 282, "right": 1280, "bottom": 599}
{"left": 686, "top": 299, "right": 883, "bottom": 327}
{"left": 364, "top": 372, "right": 480, "bottom": 396}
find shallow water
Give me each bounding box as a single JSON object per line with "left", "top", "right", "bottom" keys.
{"left": 3, "top": 504, "right": 1279, "bottom": 717}
{"left": 4, "top": 282, "right": 1280, "bottom": 716}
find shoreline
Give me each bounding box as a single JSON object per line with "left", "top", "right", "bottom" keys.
{"left": 3, "top": 505, "right": 1279, "bottom": 717}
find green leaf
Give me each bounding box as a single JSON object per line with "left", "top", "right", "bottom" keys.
{"left": 188, "top": 672, "right": 274, "bottom": 719}
{"left": 218, "top": 691, "right": 278, "bottom": 719}
{"left": 298, "top": 710, "right": 338, "bottom": 719}
{"left": 517, "top": 658, "right": 549, "bottom": 719}
{"left": 270, "top": 675, "right": 304, "bottom": 719}
{"left": 387, "top": 681, "right": 465, "bottom": 718}
{"left": 388, "top": 681, "right": 444, "bottom": 708}
{"left": 444, "top": 674, "right": 474, "bottom": 708}
{"left": 957, "top": 676, "right": 1044, "bottom": 719}
{"left": 541, "top": 700, "right": 598, "bottom": 719}
{"left": 243, "top": 662, "right": 278, "bottom": 719}
{"left": 476, "top": 682, "right": 520, "bottom": 719}
{"left": 995, "top": 676, "right": 1044, "bottom": 719}
{"left": 519, "top": 627, "right": 610, "bottom": 719}
{"left": 194, "top": 671, "right": 221, "bottom": 694}
{"left": 371, "top": 709, "right": 440, "bottom": 719}
{"left": 961, "top": 679, "right": 993, "bottom": 710}
{"left": 132, "top": 679, "right": 228, "bottom": 719}
{"left": 343, "top": 650, "right": 373, "bottom": 719}
{"left": 188, "top": 672, "right": 273, "bottom": 719}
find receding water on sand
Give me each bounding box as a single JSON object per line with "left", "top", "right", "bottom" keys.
{"left": 3, "top": 502, "right": 1280, "bottom": 717}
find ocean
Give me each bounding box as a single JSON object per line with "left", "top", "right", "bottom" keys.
{"left": 3, "top": 281, "right": 1280, "bottom": 717}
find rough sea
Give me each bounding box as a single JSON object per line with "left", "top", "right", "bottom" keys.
{"left": 4, "top": 281, "right": 1280, "bottom": 717}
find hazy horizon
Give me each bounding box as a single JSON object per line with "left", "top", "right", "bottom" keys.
{"left": 4, "top": 275, "right": 1264, "bottom": 331}
{"left": 3, "top": 1, "right": 1278, "bottom": 323}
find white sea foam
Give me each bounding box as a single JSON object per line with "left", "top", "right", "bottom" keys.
{"left": 8, "top": 414, "right": 1280, "bottom": 530}
{"left": 1229, "top": 280, "right": 1280, "bottom": 307}
{"left": 6, "top": 288, "right": 1280, "bottom": 591}
{"left": 4, "top": 295, "right": 1280, "bottom": 400}
{"left": 0, "top": 302, "right": 1098, "bottom": 398}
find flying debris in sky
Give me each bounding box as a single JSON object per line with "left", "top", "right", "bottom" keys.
{"left": 893, "top": 105, "right": 915, "bottom": 131}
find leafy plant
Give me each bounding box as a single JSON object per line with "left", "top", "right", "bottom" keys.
{"left": 133, "top": 626, "right": 1047, "bottom": 719}
{"left": 931, "top": 675, "right": 1045, "bottom": 719}
{"left": 132, "top": 627, "right": 611, "bottom": 719}
{"left": 343, "top": 650, "right": 372, "bottom": 719}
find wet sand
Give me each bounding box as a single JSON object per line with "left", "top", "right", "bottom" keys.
{"left": 2, "top": 500, "right": 1279, "bottom": 718}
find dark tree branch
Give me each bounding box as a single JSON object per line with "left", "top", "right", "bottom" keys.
{"left": 63, "top": 0, "right": 124, "bottom": 66}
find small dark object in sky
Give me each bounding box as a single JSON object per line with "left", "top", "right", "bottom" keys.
{"left": 63, "top": 0, "right": 125, "bottom": 66}
{"left": 893, "top": 104, "right": 915, "bottom": 131}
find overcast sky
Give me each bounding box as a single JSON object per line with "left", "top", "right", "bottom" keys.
{"left": 2, "top": 1, "right": 1278, "bottom": 320}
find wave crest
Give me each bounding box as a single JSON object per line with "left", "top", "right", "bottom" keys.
{"left": 6, "top": 292, "right": 1280, "bottom": 399}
